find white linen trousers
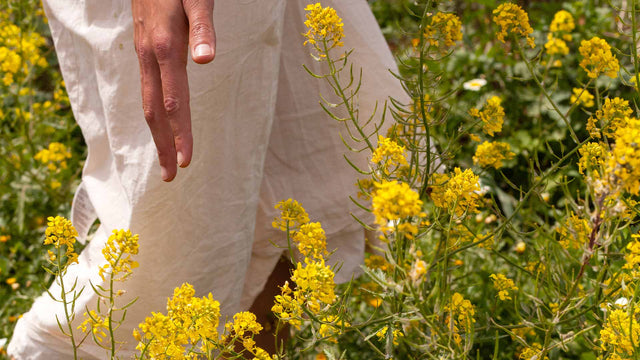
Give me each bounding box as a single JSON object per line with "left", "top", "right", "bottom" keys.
{"left": 8, "top": 0, "right": 405, "bottom": 358}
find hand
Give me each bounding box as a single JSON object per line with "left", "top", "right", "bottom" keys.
{"left": 132, "top": 0, "right": 216, "bottom": 181}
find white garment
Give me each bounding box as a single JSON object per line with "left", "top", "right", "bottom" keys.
{"left": 8, "top": 1, "right": 405, "bottom": 358}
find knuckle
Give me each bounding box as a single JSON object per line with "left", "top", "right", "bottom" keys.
{"left": 142, "top": 105, "right": 156, "bottom": 124}
{"left": 151, "top": 33, "right": 173, "bottom": 61}
{"left": 163, "top": 96, "right": 180, "bottom": 115}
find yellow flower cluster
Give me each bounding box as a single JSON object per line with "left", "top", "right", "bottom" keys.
{"left": 578, "top": 142, "right": 605, "bottom": 175}
{"left": 469, "top": 96, "right": 505, "bottom": 136}
{"left": 318, "top": 315, "right": 350, "bottom": 343}
{"left": 371, "top": 136, "right": 408, "bottom": 175}
{"left": 519, "top": 343, "right": 548, "bottom": 360}
{"left": 623, "top": 234, "right": 640, "bottom": 271}
{"left": 291, "top": 258, "right": 336, "bottom": 313}
{"left": 550, "top": 10, "right": 575, "bottom": 36}
{"left": 272, "top": 281, "right": 304, "bottom": 329}
{"left": 579, "top": 37, "right": 620, "bottom": 79}
{"left": 606, "top": 117, "right": 640, "bottom": 196}
{"left": 587, "top": 97, "right": 633, "bottom": 139}
{"left": 375, "top": 325, "right": 404, "bottom": 346}
{"left": 34, "top": 142, "right": 71, "bottom": 171}
{"left": 473, "top": 141, "right": 515, "bottom": 169}
{"left": 302, "top": 3, "right": 344, "bottom": 50}
{"left": 371, "top": 180, "right": 424, "bottom": 237}
{"left": 44, "top": 216, "right": 79, "bottom": 266}
{"left": 599, "top": 308, "right": 640, "bottom": 357}
{"left": 445, "top": 292, "right": 476, "bottom": 332}
{"left": 222, "top": 311, "right": 267, "bottom": 355}
{"left": 293, "top": 222, "right": 328, "bottom": 259}
{"left": 99, "top": 229, "right": 139, "bottom": 282}
{"left": 492, "top": 3, "right": 535, "bottom": 48}
{"left": 0, "top": 18, "right": 48, "bottom": 86}
{"left": 423, "top": 12, "right": 463, "bottom": 52}
{"left": 136, "top": 283, "right": 222, "bottom": 359}
{"left": 570, "top": 88, "right": 594, "bottom": 108}
{"left": 490, "top": 273, "right": 518, "bottom": 301}
{"left": 556, "top": 214, "right": 591, "bottom": 250}
{"left": 544, "top": 37, "right": 569, "bottom": 56}
{"left": 78, "top": 310, "right": 109, "bottom": 343}
{"left": 272, "top": 199, "right": 310, "bottom": 232}
{"left": 431, "top": 168, "right": 481, "bottom": 217}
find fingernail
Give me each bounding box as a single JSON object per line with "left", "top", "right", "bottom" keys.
{"left": 177, "top": 151, "right": 185, "bottom": 167}
{"left": 161, "top": 166, "right": 170, "bottom": 181}
{"left": 194, "top": 44, "right": 212, "bottom": 58}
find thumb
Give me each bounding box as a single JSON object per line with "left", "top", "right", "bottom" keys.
{"left": 183, "top": 0, "right": 216, "bottom": 64}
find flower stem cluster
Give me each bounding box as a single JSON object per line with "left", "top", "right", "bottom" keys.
{"left": 469, "top": 96, "right": 505, "bottom": 136}
{"left": 492, "top": 3, "right": 535, "bottom": 48}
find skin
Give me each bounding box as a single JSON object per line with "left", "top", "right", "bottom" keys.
{"left": 132, "top": 0, "right": 216, "bottom": 182}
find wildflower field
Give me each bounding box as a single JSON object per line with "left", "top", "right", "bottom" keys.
{"left": 3, "top": 0, "right": 640, "bottom": 359}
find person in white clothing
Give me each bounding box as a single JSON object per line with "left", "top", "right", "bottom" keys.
{"left": 8, "top": 1, "right": 406, "bottom": 358}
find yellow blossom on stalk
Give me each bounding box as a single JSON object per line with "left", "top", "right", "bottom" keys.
{"left": 371, "top": 180, "right": 424, "bottom": 237}
{"left": 136, "top": 283, "right": 222, "bottom": 358}
{"left": 556, "top": 214, "right": 591, "bottom": 250}
{"left": 318, "top": 315, "right": 350, "bottom": 342}
{"left": 492, "top": 3, "right": 535, "bottom": 48}
{"left": 570, "top": 88, "right": 594, "bottom": 108}
{"left": 371, "top": 136, "right": 408, "bottom": 174}
{"left": 272, "top": 199, "right": 310, "bottom": 232}
{"left": 579, "top": 37, "right": 619, "bottom": 79}
{"left": 469, "top": 96, "right": 505, "bottom": 136}
{"left": 599, "top": 308, "right": 640, "bottom": 357}
{"left": 545, "top": 36, "right": 569, "bottom": 55}
{"left": 550, "top": 10, "right": 575, "bottom": 38}
{"left": 99, "top": 229, "right": 139, "bottom": 282}
{"left": 588, "top": 97, "right": 633, "bottom": 138}
{"left": 605, "top": 117, "right": 640, "bottom": 196}
{"left": 302, "top": 3, "right": 344, "bottom": 50}
{"left": 578, "top": 142, "right": 605, "bottom": 174}
{"left": 375, "top": 326, "right": 404, "bottom": 346}
{"left": 423, "top": 12, "right": 463, "bottom": 51}
{"left": 272, "top": 281, "right": 304, "bottom": 329}
{"left": 225, "top": 311, "right": 262, "bottom": 339}
{"left": 44, "top": 216, "right": 78, "bottom": 266}
{"left": 490, "top": 273, "right": 518, "bottom": 301}
{"left": 34, "top": 142, "right": 71, "bottom": 171}
{"left": 291, "top": 258, "right": 336, "bottom": 313}
{"left": 78, "top": 310, "right": 109, "bottom": 343}
{"left": 431, "top": 168, "right": 481, "bottom": 216}
{"left": 445, "top": 292, "right": 476, "bottom": 331}
{"left": 473, "top": 141, "right": 515, "bottom": 169}
{"left": 519, "top": 343, "right": 548, "bottom": 360}
{"left": 624, "top": 234, "right": 640, "bottom": 270}
{"left": 293, "top": 222, "right": 328, "bottom": 259}
{"left": 364, "top": 254, "right": 391, "bottom": 272}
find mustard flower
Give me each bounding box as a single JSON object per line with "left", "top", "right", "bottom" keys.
{"left": 519, "top": 343, "right": 548, "bottom": 360}
{"left": 272, "top": 281, "right": 304, "bottom": 329}
{"left": 99, "top": 229, "right": 139, "bottom": 282}
{"left": 423, "top": 12, "right": 463, "bottom": 52}
{"left": 570, "top": 87, "right": 594, "bottom": 108}
{"left": 579, "top": 37, "right": 620, "bottom": 79}
{"left": 272, "top": 199, "right": 310, "bottom": 232}
{"left": 556, "top": 214, "right": 591, "bottom": 250}
{"left": 550, "top": 10, "right": 575, "bottom": 37}
{"left": 34, "top": 142, "right": 71, "bottom": 171}
{"left": 293, "top": 222, "right": 328, "bottom": 259}
{"left": 490, "top": 273, "right": 518, "bottom": 301}
{"left": 225, "top": 311, "right": 263, "bottom": 338}
{"left": 44, "top": 216, "right": 78, "bottom": 266}
{"left": 473, "top": 141, "right": 515, "bottom": 169}
{"left": 445, "top": 292, "right": 476, "bottom": 331}
{"left": 545, "top": 36, "right": 569, "bottom": 56}
{"left": 578, "top": 142, "right": 605, "bottom": 174}
{"left": 469, "top": 96, "right": 505, "bottom": 136}
{"left": 593, "top": 97, "right": 633, "bottom": 138}
{"left": 599, "top": 308, "right": 640, "bottom": 357}
{"left": 302, "top": 3, "right": 344, "bottom": 50}
{"left": 371, "top": 180, "right": 424, "bottom": 236}
{"left": 78, "top": 310, "right": 109, "bottom": 343}
{"left": 606, "top": 117, "right": 640, "bottom": 196}
{"left": 624, "top": 234, "right": 640, "bottom": 270}
{"left": 375, "top": 326, "right": 404, "bottom": 346}
{"left": 371, "top": 136, "right": 408, "bottom": 174}
{"left": 318, "top": 315, "right": 350, "bottom": 343}
{"left": 492, "top": 3, "right": 535, "bottom": 48}
{"left": 430, "top": 168, "right": 481, "bottom": 216}
{"left": 291, "top": 258, "right": 336, "bottom": 313}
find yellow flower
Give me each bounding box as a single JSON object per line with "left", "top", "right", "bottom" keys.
{"left": 605, "top": 117, "right": 640, "bottom": 196}
{"left": 473, "top": 141, "right": 515, "bottom": 169}
{"left": 579, "top": 37, "right": 619, "bottom": 79}
{"left": 490, "top": 273, "right": 518, "bottom": 301}
{"left": 430, "top": 168, "right": 481, "bottom": 216}
{"left": 371, "top": 180, "right": 424, "bottom": 237}
{"left": 228, "top": 311, "right": 263, "bottom": 338}
{"left": 318, "top": 315, "right": 350, "bottom": 342}
{"left": 272, "top": 199, "right": 310, "bottom": 232}
{"left": 599, "top": 308, "right": 640, "bottom": 357}
{"left": 519, "top": 343, "right": 548, "bottom": 360}
{"left": 291, "top": 258, "right": 336, "bottom": 313}
{"left": 469, "top": 96, "right": 505, "bottom": 136}
{"left": 78, "top": 310, "right": 109, "bottom": 343}
{"left": 445, "top": 292, "right": 476, "bottom": 331}
{"left": 44, "top": 216, "right": 78, "bottom": 267}
{"left": 293, "top": 222, "right": 328, "bottom": 259}
{"left": 99, "top": 229, "right": 139, "bottom": 282}
{"left": 423, "top": 12, "right": 463, "bottom": 52}
{"left": 550, "top": 10, "right": 575, "bottom": 36}
{"left": 556, "top": 214, "right": 591, "bottom": 250}
{"left": 302, "top": 3, "right": 344, "bottom": 50}
{"left": 371, "top": 136, "right": 408, "bottom": 174}
{"left": 492, "top": 3, "right": 535, "bottom": 48}
{"left": 272, "top": 281, "right": 304, "bottom": 329}
{"left": 34, "top": 142, "right": 71, "bottom": 171}
{"left": 544, "top": 36, "right": 569, "bottom": 56}
{"left": 364, "top": 254, "right": 391, "bottom": 272}
{"left": 375, "top": 325, "right": 404, "bottom": 346}
{"left": 578, "top": 142, "right": 605, "bottom": 174}
{"left": 569, "top": 87, "right": 594, "bottom": 108}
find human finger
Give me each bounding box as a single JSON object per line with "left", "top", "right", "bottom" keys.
{"left": 183, "top": 0, "right": 216, "bottom": 64}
